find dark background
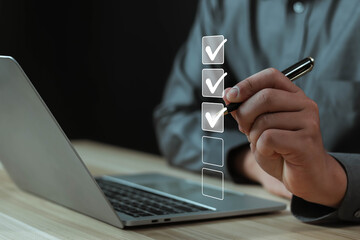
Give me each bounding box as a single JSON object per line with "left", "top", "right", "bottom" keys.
{"left": 0, "top": 0, "right": 198, "bottom": 155}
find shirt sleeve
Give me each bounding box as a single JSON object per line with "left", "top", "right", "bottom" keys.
{"left": 291, "top": 152, "right": 360, "bottom": 223}
{"left": 153, "top": 0, "right": 249, "bottom": 180}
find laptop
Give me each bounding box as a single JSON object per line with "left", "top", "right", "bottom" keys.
{"left": 0, "top": 56, "right": 285, "bottom": 228}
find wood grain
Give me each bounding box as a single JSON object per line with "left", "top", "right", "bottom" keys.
{"left": 0, "top": 140, "right": 358, "bottom": 240}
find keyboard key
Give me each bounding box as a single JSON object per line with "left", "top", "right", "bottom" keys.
{"left": 96, "top": 179, "right": 209, "bottom": 218}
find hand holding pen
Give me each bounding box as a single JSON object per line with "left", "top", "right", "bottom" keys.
{"left": 223, "top": 57, "right": 314, "bottom": 115}
{"left": 223, "top": 58, "right": 347, "bottom": 208}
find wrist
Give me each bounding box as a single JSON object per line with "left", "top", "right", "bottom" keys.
{"left": 300, "top": 153, "right": 347, "bottom": 208}
{"left": 323, "top": 153, "right": 347, "bottom": 207}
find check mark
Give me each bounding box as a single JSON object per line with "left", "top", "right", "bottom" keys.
{"left": 205, "top": 38, "right": 227, "bottom": 61}
{"left": 205, "top": 108, "right": 226, "bottom": 128}
{"left": 205, "top": 72, "right": 227, "bottom": 94}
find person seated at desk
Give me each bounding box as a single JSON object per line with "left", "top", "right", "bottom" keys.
{"left": 154, "top": 0, "right": 360, "bottom": 224}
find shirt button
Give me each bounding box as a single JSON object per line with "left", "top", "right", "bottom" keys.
{"left": 355, "top": 210, "right": 360, "bottom": 218}
{"left": 293, "top": 2, "right": 305, "bottom": 14}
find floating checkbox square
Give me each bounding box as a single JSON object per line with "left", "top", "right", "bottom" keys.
{"left": 202, "top": 136, "right": 223, "bottom": 167}
{"left": 202, "top": 35, "right": 227, "bottom": 65}
{"left": 201, "top": 102, "right": 225, "bottom": 133}
{"left": 202, "top": 69, "right": 227, "bottom": 98}
{"left": 202, "top": 168, "right": 224, "bottom": 200}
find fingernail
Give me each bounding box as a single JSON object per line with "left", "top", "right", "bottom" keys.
{"left": 226, "top": 86, "right": 239, "bottom": 100}
{"left": 246, "top": 134, "right": 250, "bottom": 143}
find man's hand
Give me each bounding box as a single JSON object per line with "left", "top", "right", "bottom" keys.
{"left": 224, "top": 68, "right": 347, "bottom": 207}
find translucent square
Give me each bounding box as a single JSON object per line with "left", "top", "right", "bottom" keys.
{"left": 202, "top": 35, "right": 227, "bottom": 65}
{"left": 201, "top": 102, "right": 225, "bottom": 133}
{"left": 202, "top": 136, "right": 223, "bottom": 167}
{"left": 202, "top": 69, "right": 226, "bottom": 98}
{"left": 202, "top": 168, "right": 224, "bottom": 200}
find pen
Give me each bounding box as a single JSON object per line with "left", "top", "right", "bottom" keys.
{"left": 223, "top": 57, "right": 315, "bottom": 115}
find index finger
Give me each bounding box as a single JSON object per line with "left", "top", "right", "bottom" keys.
{"left": 225, "top": 68, "right": 300, "bottom": 103}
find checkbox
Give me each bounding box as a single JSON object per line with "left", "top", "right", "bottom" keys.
{"left": 202, "top": 69, "right": 227, "bottom": 98}
{"left": 202, "top": 168, "right": 224, "bottom": 200}
{"left": 201, "top": 102, "right": 225, "bottom": 133}
{"left": 202, "top": 136, "right": 223, "bottom": 167}
{"left": 202, "top": 35, "right": 227, "bottom": 65}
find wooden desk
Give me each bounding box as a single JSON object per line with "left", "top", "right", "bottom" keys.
{"left": 0, "top": 140, "right": 358, "bottom": 240}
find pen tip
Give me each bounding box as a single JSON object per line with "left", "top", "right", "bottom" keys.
{"left": 308, "top": 56, "right": 315, "bottom": 64}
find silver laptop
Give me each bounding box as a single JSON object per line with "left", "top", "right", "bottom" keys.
{"left": 0, "top": 56, "right": 285, "bottom": 228}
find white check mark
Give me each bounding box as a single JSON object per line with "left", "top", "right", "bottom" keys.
{"left": 205, "top": 72, "right": 227, "bottom": 94}
{"left": 205, "top": 108, "right": 226, "bottom": 128}
{"left": 205, "top": 38, "right": 227, "bottom": 61}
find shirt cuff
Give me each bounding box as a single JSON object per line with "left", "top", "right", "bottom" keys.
{"left": 291, "top": 195, "right": 337, "bottom": 223}
{"left": 291, "top": 152, "right": 360, "bottom": 223}
{"left": 331, "top": 152, "right": 360, "bottom": 222}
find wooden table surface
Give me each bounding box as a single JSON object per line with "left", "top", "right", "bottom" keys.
{"left": 0, "top": 140, "right": 359, "bottom": 240}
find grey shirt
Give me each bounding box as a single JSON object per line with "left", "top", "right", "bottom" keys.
{"left": 154, "top": 0, "right": 360, "bottom": 223}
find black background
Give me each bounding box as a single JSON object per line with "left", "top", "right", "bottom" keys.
{"left": 0, "top": 1, "right": 198, "bottom": 154}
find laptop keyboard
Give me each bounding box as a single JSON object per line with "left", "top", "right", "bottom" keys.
{"left": 96, "top": 179, "right": 209, "bottom": 218}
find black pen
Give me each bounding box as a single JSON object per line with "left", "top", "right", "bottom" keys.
{"left": 223, "top": 57, "right": 315, "bottom": 115}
